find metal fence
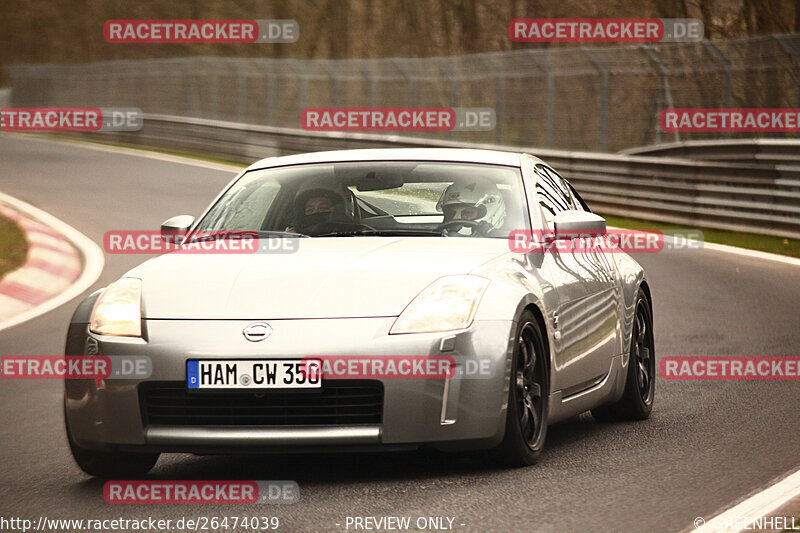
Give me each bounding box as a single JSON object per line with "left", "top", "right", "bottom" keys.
{"left": 6, "top": 33, "right": 800, "bottom": 153}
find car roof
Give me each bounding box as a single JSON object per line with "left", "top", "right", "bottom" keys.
{"left": 246, "top": 148, "right": 541, "bottom": 171}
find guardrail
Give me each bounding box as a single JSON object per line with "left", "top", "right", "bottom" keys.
{"left": 89, "top": 114, "right": 800, "bottom": 240}
{"left": 620, "top": 139, "right": 800, "bottom": 167}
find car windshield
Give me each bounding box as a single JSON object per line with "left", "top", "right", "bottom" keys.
{"left": 194, "top": 161, "right": 529, "bottom": 238}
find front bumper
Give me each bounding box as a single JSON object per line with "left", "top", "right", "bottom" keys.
{"left": 65, "top": 317, "right": 515, "bottom": 453}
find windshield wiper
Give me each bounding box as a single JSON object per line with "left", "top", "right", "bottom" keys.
{"left": 313, "top": 229, "right": 443, "bottom": 237}
{"left": 184, "top": 230, "right": 309, "bottom": 243}
{"left": 254, "top": 230, "right": 311, "bottom": 238}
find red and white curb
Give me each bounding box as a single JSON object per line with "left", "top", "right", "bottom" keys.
{"left": 0, "top": 191, "right": 104, "bottom": 332}
{"left": 0, "top": 205, "right": 80, "bottom": 314}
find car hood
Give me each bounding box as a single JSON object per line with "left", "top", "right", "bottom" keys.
{"left": 128, "top": 237, "right": 510, "bottom": 319}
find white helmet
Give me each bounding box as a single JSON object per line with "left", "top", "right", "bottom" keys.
{"left": 437, "top": 178, "right": 505, "bottom": 235}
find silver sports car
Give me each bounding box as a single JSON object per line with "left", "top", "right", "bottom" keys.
{"left": 65, "top": 148, "right": 654, "bottom": 477}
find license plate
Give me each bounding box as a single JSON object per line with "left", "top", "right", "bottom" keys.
{"left": 186, "top": 359, "right": 321, "bottom": 390}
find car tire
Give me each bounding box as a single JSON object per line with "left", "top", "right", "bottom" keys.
{"left": 592, "top": 289, "right": 655, "bottom": 422}
{"left": 492, "top": 311, "right": 549, "bottom": 466}
{"left": 65, "top": 406, "right": 159, "bottom": 478}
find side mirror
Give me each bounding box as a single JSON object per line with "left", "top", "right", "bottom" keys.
{"left": 552, "top": 210, "right": 606, "bottom": 239}
{"left": 160, "top": 215, "right": 195, "bottom": 242}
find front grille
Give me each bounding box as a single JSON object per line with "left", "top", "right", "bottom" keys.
{"left": 140, "top": 381, "right": 383, "bottom": 426}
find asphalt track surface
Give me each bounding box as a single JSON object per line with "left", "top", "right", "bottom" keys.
{"left": 0, "top": 135, "right": 799, "bottom": 533}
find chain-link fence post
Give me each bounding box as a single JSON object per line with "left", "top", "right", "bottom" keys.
{"left": 583, "top": 47, "right": 609, "bottom": 152}
{"left": 774, "top": 34, "right": 800, "bottom": 108}
{"left": 703, "top": 41, "right": 732, "bottom": 138}
{"left": 204, "top": 58, "right": 220, "bottom": 120}
{"left": 480, "top": 53, "right": 504, "bottom": 144}
{"left": 360, "top": 61, "right": 378, "bottom": 108}
{"left": 184, "top": 59, "right": 201, "bottom": 118}
{"left": 391, "top": 58, "right": 416, "bottom": 107}
{"left": 321, "top": 61, "right": 341, "bottom": 107}
{"left": 390, "top": 58, "right": 417, "bottom": 136}
{"left": 175, "top": 62, "right": 187, "bottom": 117}
{"left": 258, "top": 59, "right": 277, "bottom": 125}
{"left": 640, "top": 43, "right": 679, "bottom": 144}
{"left": 436, "top": 58, "right": 458, "bottom": 139}
{"left": 232, "top": 61, "right": 247, "bottom": 123}
{"left": 528, "top": 50, "right": 554, "bottom": 148}
{"left": 287, "top": 59, "right": 308, "bottom": 124}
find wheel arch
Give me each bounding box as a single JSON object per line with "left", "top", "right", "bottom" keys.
{"left": 638, "top": 280, "right": 653, "bottom": 318}
{"left": 519, "top": 301, "right": 552, "bottom": 397}
{"left": 65, "top": 289, "right": 103, "bottom": 356}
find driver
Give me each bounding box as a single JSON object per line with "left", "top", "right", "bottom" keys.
{"left": 289, "top": 182, "right": 359, "bottom": 234}
{"left": 438, "top": 178, "right": 506, "bottom": 236}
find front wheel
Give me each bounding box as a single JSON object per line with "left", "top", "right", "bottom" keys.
{"left": 492, "top": 311, "right": 549, "bottom": 466}
{"left": 592, "top": 289, "right": 655, "bottom": 422}
{"left": 65, "top": 406, "right": 159, "bottom": 478}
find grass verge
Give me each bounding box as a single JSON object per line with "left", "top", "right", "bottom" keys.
{"left": 0, "top": 211, "right": 28, "bottom": 280}
{"left": 38, "top": 134, "right": 247, "bottom": 168}
{"left": 602, "top": 214, "right": 800, "bottom": 259}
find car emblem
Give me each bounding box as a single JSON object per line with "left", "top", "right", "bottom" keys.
{"left": 243, "top": 322, "right": 273, "bottom": 342}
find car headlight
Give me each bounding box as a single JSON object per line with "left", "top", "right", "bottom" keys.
{"left": 390, "top": 275, "right": 490, "bottom": 334}
{"left": 89, "top": 278, "right": 142, "bottom": 337}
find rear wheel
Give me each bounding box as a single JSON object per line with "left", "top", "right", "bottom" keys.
{"left": 493, "top": 311, "right": 549, "bottom": 466}
{"left": 65, "top": 406, "right": 159, "bottom": 478}
{"left": 592, "top": 290, "right": 655, "bottom": 422}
